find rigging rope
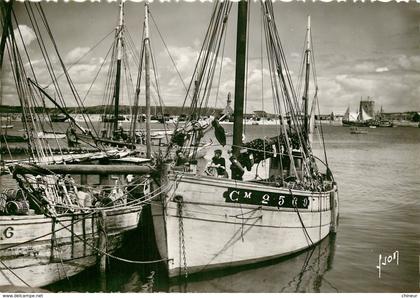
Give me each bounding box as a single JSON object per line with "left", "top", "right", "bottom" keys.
{"left": 211, "top": 14, "right": 228, "bottom": 115}
{"left": 149, "top": 40, "right": 170, "bottom": 144}
{"left": 82, "top": 40, "right": 114, "bottom": 104}
{"left": 149, "top": 12, "right": 189, "bottom": 95}
{"left": 0, "top": 259, "right": 32, "bottom": 288}
{"left": 45, "top": 29, "right": 115, "bottom": 90}
{"left": 288, "top": 188, "right": 314, "bottom": 246}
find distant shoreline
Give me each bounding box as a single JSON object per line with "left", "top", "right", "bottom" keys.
{"left": 318, "top": 120, "right": 419, "bottom": 127}
{"left": 0, "top": 105, "right": 419, "bottom": 120}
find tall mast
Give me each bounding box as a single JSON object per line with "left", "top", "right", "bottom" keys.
{"left": 0, "top": 1, "right": 13, "bottom": 70}
{"left": 144, "top": 1, "right": 152, "bottom": 158}
{"left": 0, "top": 1, "right": 13, "bottom": 115}
{"left": 303, "top": 15, "right": 311, "bottom": 142}
{"left": 232, "top": 0, "right": 248, "bottom": 156}
{"left": 113, "top": 0, "right": 124, "bottom": 136}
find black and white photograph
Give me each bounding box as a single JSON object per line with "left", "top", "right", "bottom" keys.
{"left": 0, "top": 0, "right": 419, "bottom": 294}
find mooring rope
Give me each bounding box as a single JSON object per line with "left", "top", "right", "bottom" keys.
{"left": 0, "top": 259, "right": 32, "bottom": 288}
{"left": 288, "top": 188, "right": 314, "bottom": 246}
{"left": 0, "top": 211, "right": 98, "bottom": 252}
{"left": 54, "top": 218, "right": 172, "bottom": 265}
{"left": 230, "top": 206, "right": 262, "bottom": 221}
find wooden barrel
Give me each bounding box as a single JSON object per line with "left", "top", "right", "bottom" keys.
{"left": 5, "top": 200, "right": 30, "bottom": 215}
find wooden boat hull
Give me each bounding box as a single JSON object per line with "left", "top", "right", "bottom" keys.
{"left": 169, "top": 234, "right": 336, "bottom": 292}
{"left": 376, "top": 121, "right": 393, "bottom": 127}
{"left": 49, "top": 114, "right": 68, "bottom": 122}
{"left": 0, "top": 205, "right": 141, "bottom": 287}
{"left": 151, "top": 174, "right": 339, "bottom": 278}
{"left": 36, "top": 132, "right": 66, "bottom": 139}
{"left": 0, "top": 134, "right": 26, "bottom": 143}
{"left": 342, "top": 119, "right": 369, "bottom": 127}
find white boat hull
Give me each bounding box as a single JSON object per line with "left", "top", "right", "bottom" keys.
{"left": 152, "top": 174, "right": 338, "bottom": 278}
{"left": 0, "top": 205, "right": 141, "bottom": 287}
{"left": 35, "top": 132, "right": 66, "bottom": 139}
{"left": 169, "top": 234, "right": 336, "bottom": 292}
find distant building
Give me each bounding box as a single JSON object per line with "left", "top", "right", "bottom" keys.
{"left": 315, "top": 114, "right": 334, "bottom": 121}
{"left": 222, "top": 92, "right": 234, "bottom": 116}
{"left": 360, "top": 97, "right": 375, "bottom": 117}
{"left": 253, "top": 110, "right": 267, "bottom": 118}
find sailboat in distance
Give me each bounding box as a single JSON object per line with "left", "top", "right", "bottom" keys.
{"left": 152, "top": 1, "right": 339, "bottom": 278}
{"left": 341, "top": 96, "right": 392, "bottom": 127}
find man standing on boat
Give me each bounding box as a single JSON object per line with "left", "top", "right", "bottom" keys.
{"left": 229, "top": 150, "right": 245, "bottom": 180}
{"left": 209, "top": 149, "right": 228, "bottom": 178}
{"left": 175, "top": 150, "right": 188, "bottom": 167}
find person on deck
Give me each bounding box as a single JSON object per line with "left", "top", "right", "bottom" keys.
{"left": 229, "top": 151, "right": 245, "bottom": 180}
{"left": 210, "top": 149, "right": 228, "bottom": 178}
{"left": 175, "top": 150, "right": 188, "bottom": 167}
{"left": 66, "top": 123, "right": 79, "bottom": 147}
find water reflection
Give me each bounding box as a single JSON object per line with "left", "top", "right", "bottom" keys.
{"left": 168, "top": 235, "right": 338, "bottom": 293}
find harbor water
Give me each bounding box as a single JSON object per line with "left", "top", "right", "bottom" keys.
{"left": 1, "top": 124, "right": 419, "bottom": 292}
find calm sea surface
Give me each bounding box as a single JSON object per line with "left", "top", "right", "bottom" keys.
{"left": 1, "top": 124, "right": 419, "bottom": 292}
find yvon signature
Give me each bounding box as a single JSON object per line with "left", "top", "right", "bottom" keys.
{"left": 376, "top": 250, "right": 399, "bottom": 278}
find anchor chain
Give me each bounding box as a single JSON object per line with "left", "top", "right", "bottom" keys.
{"left": 175, "top": 195, "right": 188, "bottom": 279}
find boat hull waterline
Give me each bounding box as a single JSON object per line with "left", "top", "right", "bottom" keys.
{"left": 152, "top": 174, "right": 339, "bottom": 277}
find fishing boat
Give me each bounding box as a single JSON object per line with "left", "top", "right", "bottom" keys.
{"left": 342, "top": 97, "right": 392, "bottom": 127}
{"left": 342, "top": 105, "right": 372, "bottom": 127}
{"left": 0, "top": 134, "right": 26, "bottom": 143}
{"left": 35, "top": 131, "right": 67, "bottom": 140}
{"left": 49, "top": 113, "right": 68, "bottom": 123}
{"left": 101, "top": 114, "right": 130, "bottom": 123}
{"left": 376, "top": 120, "right": 393, "bottom": 128}
{"left": 0, "top": 163, "right": 149, "bottom": 287}
{"left": 0, "top": 115, "right": 13, "bottom": 129}
{"left": 152, "top": 1, "right": 339, "bottom": 278}
{"left": 0, "top": 1, "right": 158, "bottom": 288}
{"left": 374, "top": 106, "right": 393, "bottom": 127}
{"left": 342, "top": 107, "right": 359, "bottom": 127}
{"left": 169, "top": 234, "right": 337, "bottom": 292}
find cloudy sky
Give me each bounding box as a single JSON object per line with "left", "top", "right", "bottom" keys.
{"left": 2, "top": 1, "right": 420, "bottom": 114}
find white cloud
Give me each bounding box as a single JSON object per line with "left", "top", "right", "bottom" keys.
{"left": 335, "top": 74, "right": 376, "bottom": 92}
{"left": 193, "top": 38, "right": 201, "bottom": 49}
{"left": 65, "top": 47, "right": 91, "bottom": 64}
{"left": 375, "top": 67, "right": 389, "bottom": 73}
{"left": 165, "top": 46, "right": 199, "bottom": 76}
{"left": 353, "top": 62, "right": 376, "bottom": 72}
{"left": 13, "top": 25, "right": 36, "bottom": 46}
{"left": 12, "top": 25, "right": 36, "bottom": 50}
{"left": 290, "top": 52, "right": 300, "bottom": 59}
{"left": 3, "top": 41, "right": 420, "bottom": 113}
{"left": 395, "top": 54, "right": 420, "bottom": 72}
